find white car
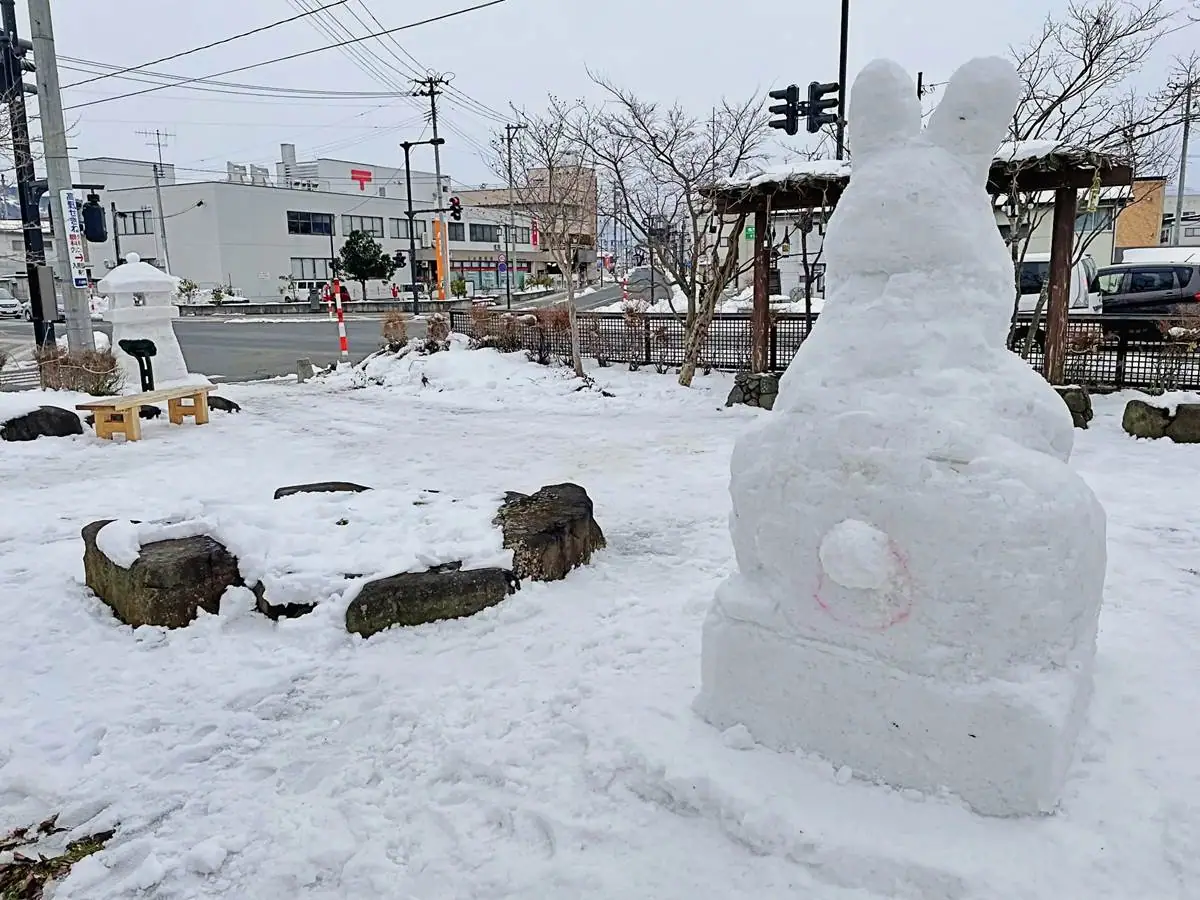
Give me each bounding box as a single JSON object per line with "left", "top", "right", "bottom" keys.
{"left": 0, "top": 290, "right": 21, "bottom": 319}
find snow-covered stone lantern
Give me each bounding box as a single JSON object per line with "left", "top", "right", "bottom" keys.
{"left": 98, "top": 253, "right": 192, "bottom": 393}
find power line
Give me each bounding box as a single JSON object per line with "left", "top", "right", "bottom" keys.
{"left": 61, "top": 0, "right": 509, "bottom": 112}
{"left": 61, "top": 0, "right": 354, "bottom": 89}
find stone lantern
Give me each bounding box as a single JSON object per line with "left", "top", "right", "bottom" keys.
{"left": 98, "top": 253, "right": 193, "bottom": 393}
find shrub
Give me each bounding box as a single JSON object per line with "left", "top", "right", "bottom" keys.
{"left": 34, "top": 346, "right": 124, "bottom": 395}
{"left": 535, "top": 304, "right": 570, "bottom": 332}
{"left": 426, "top": 312, "right": 451, "bottom": 343}
{"left": 450, "top": 277, "right": 468, "bottom": 299}
{"left": 381, "top": 310, "right": 408, "bottom": 347}
{"left": 211, "top": 286, "right": 225, "bottom": 305}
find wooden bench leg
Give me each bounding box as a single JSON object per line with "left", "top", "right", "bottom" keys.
{"left": 194, "top": 392, "right": 210, "bottom": 425}
{"left": 96, "top": 409, "right": 140, "bottom": 441}
{"left": 168, "top": 394, "right": 211, "bottom": 426}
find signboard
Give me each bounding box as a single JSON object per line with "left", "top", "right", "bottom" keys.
{"left": 531, "top": 218, "right": 539, "bottom": 247}
{"left": 497, "top": 262, "right": 507, "bottom": 274}
{"left": 59, "top": 190, "right": 88, "bottom": 288}
{"left": 350, "top": 168, "right": 373, "bottom": 191}
{"left": 743, "top": 225, "right": 756, "bottom": 240}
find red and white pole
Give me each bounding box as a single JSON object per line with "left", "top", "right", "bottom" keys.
{"left": 622, "top": 276, "right": 629, "bottom": 305}
{"left": 332, "top": 278, "right": 348, "bottom": 359}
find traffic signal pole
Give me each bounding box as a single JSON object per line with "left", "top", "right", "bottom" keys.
{"left": 28, "top": 0, "right": 93, "bottom": 351}
{"left": 1, "top": 0, "right": 53, "bottom": 351}
{"left": 836, "top": 0, "right": 850, "bottom": 159}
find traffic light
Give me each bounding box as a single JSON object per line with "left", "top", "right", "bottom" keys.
{"left": 448, "top": 196, "right": 462, "bottom": 221}
{"left": 768, "top": 85, "right": 800, "bottom": 136}
{"left": 394, "top": 249, "right": 407, "bottom": 268}
{"left": 81, "top": 193, "right": 107, "bottom": 243}
{"left": 806, "top": 81, "right": 840, "bottom": 134}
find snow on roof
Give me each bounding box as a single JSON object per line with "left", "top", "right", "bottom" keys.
{"left": 717, "top": 140, "right": 1112, "bottom": 191}
{"left": 97, "top": 253, "right": 181, "bottom": 294}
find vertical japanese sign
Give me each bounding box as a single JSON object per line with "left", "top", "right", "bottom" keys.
{"left": 59, "top": 190, "right": 88, "bottom": 288}
{"left": 531, "top": 217, "right": 539, "bottom": 247}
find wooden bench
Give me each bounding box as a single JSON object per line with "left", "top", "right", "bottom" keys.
{"left": 77, "top": 385, "right": 213, "bottom": 442}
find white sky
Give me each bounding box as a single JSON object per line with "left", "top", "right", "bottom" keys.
{"left": 24, "top": 0, "right": 1200, "bottom": 188}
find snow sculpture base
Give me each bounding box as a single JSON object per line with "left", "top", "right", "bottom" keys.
{"left": 107, "top": 306, "right": 189, "bottom": 393}
{"left": 697, "top": 578, "right": 1094, "bottom": 817}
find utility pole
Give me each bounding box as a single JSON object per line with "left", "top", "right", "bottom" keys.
{"left": 836, "top": 0, "right": 850, "bottom": 160}
{"left": 29, "top": 0, "right": 91, "bottom": 351}
{"left": 413, "top": 75, "right": 450, "bottom": 303}
{"left": 0, "top": 0, "right": 53, "bottom": 350}
{"left": 502, "top": 123, "right": 525, "bottom": 310}
{"left": 137, "top": 128, "right": 174, "bottom": 271}
{"left": 1172, "top": 79, "right": 1194, "bottom": 248}
{"left": 111, "top": 202, "right": 123, "bottom": 263}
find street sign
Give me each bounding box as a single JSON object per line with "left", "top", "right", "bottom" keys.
{"left": 498, "top": 263, "right": 507, "bottom": 274}
{"left": 743, "top": 225, "right": 756, "bottom": 240}
{"left": 59, "top": 190, "right": 88, "bottom": 288}
{"left": 498, "top": 252, "right": 507, "bottom": 262}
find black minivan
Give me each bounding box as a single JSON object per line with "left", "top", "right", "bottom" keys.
{"left": 1096, "top": 262, "right": 1200, "bottom": 316}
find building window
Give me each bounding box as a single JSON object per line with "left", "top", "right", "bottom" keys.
{"left": 116, "top": 210, "right": 154, "bottom": 235}
{"left": 392, "top": 217, "right": 427, "bottom": 240}
{"left": 1184, "top": 226, "right": 1200, "bottom": 238}
{"left": 287, "top": 210, "right": 333, "bottom": 236}
{"left": 513, "top": 226, "right": 531, "bottom": 244}
{"left": 469, "top": 223, "right": 502, "bottom": 243}
{"left": 448, "top": 222, "right": 465, "bottom": 241}
{"left": 10, "top": 239, "right": 21, "bottom": 251}
{"left": 290, "top": 257, "right": 332, "bottom": 281}
{"left": 1074, "top": 209, "right": 1114, "bottom": 233}
{"left": 342, "top": 215, "right": 384, "bottom": 238}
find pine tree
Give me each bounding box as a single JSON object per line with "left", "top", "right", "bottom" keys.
{"left": 338, "top": 230, "right": 397, "bottom": 301}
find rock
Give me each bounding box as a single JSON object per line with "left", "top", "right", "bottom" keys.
{"left": 495, "top": 483, "right": 606, "bottom": 581}
{"left": 1054, "top": 386, "right": 1092, "bottom": 429}
{"left": 273, "top": 481, "right": 371, "bottom": 500}
{"left": 725, "top": 372, "right": 780, "bottom": 410}
{"left": 297, "top": 358, "right": 315, "bottom": 384}
{"left": 345, "top": 565, "right": 519, "bottom": 637}
{"left": 1, "top": 406, "right": 84, "bottom": 442}
{"left": 1122, "top": 399, "right": 1172, "bottom": 440}
{"left": 209, "top": 396, "right": 241, "bottom": 413}
{"left": 1166, "top": 403, "right": 1200, "bottom": 443}
{"left": 82, "top": 520, "right": 243, "bottom": 628}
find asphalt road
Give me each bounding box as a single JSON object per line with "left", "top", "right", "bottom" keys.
{"left": 0, "top": 288, "right": 626, "bottom": 385}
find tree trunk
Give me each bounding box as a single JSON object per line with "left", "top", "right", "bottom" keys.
{"left": 678, "top": 289, "right": 719, "bottom": 387}
{"left": 564, "top": 263, "right": 584, "bottom": 377}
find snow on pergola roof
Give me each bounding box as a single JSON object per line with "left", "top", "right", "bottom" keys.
{"left": 705, "top": 140, "right": 1132, "bottom": 212}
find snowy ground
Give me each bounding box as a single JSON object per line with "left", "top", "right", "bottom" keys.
{"left": 0, "top": 344, "right": 1197, "bottom": 899}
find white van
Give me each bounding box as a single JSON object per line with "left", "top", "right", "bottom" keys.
{"left": 1017, "top": 253, "right": 1100, "bottom": 313}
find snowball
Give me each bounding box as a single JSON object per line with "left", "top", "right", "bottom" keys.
{"left": 818, "top": 519, "right": 895, "bottom": 591}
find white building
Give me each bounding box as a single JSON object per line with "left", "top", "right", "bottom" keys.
{"left": 78, "top": 144, "right": 543, "bottom": 301}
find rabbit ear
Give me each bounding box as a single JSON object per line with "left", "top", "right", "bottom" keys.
{"left": 924, "top": 57, "right": 1020, "bottom": 182}
{"left": 848, "top": 59, "right": 922, "bottom": 159}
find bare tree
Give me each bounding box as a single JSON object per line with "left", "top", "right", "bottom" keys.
{"left": 500, "top": 99, "right": 598, "bottom": 377}
{"left": 1000, "top": 0, "right": 1192, "bottom": 347}
{"left": 582, "top": 76, "right": 770, "bottom": 386}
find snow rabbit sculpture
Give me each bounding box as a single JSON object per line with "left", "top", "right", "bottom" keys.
{"left": 696, "top": 56, "right": 1107, "bottom": 817}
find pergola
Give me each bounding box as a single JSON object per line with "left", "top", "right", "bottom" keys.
{"left": 701, "top": 143, "right": 1133, "bottom": 383}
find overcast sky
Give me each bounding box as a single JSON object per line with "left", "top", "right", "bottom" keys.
{"left": 25, "top": 0, "right": 1200, "bottom": 188}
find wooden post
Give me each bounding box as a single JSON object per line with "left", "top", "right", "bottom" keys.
{"left": 751, "top": 208, "right": 770, "bottom": 373}
{"left": 1043, "top": 187, "right": 1077, "bottom": 384}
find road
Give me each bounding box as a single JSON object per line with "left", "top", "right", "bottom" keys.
{"left": 0, "top": 288, "right": 624, "bottom": 388}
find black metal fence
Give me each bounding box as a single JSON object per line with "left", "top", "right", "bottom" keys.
{"left": 448, "top": 308, "right": 1200, "bottom": 392}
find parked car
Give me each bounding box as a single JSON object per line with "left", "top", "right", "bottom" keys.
{"left": 1011, "top": 253, "right": 1100, "bottom": 349}
{"left": 1096, "top": 262, "right": 1200, "bottom": 316}
{"left": 0, "top": 288, "right": 21, "bottom": 319}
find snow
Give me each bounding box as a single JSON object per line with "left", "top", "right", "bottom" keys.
{"left": 0, "top": 340, "right": 1197, "bottom": 896}
{"left": 56, "top": 331, "right": 110, "bottom": 352}
{"left": 697, "top": 57, "right": 1108, "bottom": 817}
{"left": 95, "top": 488, "right": 509, "bottom": 615}
{"left": 96, "top": 253, "right": 180, "bottom": 296}
{"left": 1120, "top": 247, "right": 1200, "bottom": 264}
